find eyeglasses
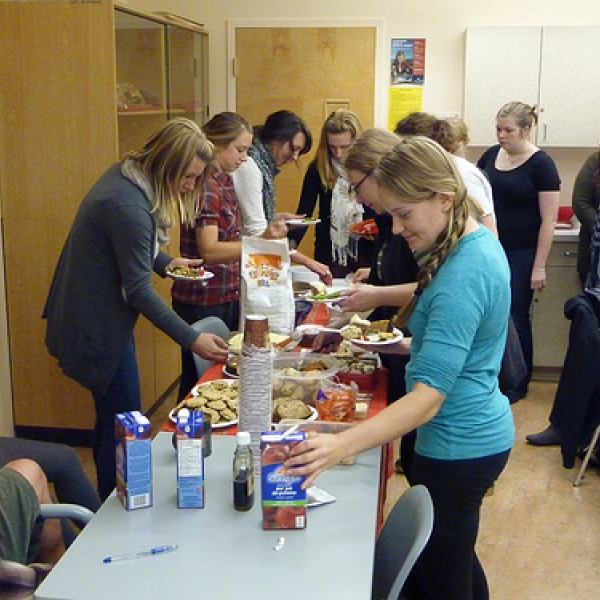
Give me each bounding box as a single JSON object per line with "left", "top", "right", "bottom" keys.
{"left": 350, "top": 170, "right": 372, "bottom": 195}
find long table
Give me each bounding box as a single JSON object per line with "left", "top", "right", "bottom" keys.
{"left": 36, "top": 433, "right": 381, "bottom": 600}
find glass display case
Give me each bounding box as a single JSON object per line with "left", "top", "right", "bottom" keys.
{"left": 115, "top": 6, "right": 209, "bottom": 156}
{"left": 115, "top": 5, "right": 210, "bottom": 407}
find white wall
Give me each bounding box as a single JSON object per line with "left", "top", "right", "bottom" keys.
{"left": 119, "top": 0, "right": 600, "bottom": 198}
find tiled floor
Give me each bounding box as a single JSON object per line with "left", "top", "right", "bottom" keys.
{"left": 75, "top": 380, "right": 600, "bottom": 599}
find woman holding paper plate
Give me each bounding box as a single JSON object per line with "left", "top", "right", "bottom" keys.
{"left": 171, "top": 111, "right": 287, "bottom": 401}
{"left": 288, "top": 109, "right": 376, "bottom": 278}
{"left": 44, "top": 119, "right": 230, "bottom": 500}
{"left": 232, "top": 109, "right": 333, "bottom": 285}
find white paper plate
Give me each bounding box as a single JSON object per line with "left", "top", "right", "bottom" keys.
{"left": 170, "top": 379, "right": 238, "bottom": 427}
{"left": 341, "top": 326, "right": 403, "bottom": 346}
{"left": 222, "top": 364, "right": 239, "bottom": 379}
{"left": 166, "top": 269, "right": 214, "bottom": 282}
{"left": 285, "top": 218, "right": 321, "bottom": 226}
{"left": 169, "top": 409, "right": 237, "bottom": 429}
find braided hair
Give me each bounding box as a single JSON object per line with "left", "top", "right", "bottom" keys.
{"left": 376, "top": 136, "right": 472, "bottom": 328}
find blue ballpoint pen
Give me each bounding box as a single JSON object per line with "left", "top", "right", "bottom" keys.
{"left": 103, "top": 544, "right": 178, "bottom": 563}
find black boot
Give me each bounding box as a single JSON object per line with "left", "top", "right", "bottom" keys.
{"left": 526, "top": 424, "right": 561, "bottom": 446}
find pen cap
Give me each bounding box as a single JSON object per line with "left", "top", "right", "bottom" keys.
{"left": 237, "top": 431, "right": 251, "bottom": 446}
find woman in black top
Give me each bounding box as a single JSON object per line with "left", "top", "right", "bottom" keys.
{"left": 289, "top": 109, "right": 375, "bottom": 277}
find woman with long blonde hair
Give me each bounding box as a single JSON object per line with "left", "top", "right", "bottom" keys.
{"left": 287, "top": 137, "right": 514, "bottom": 599}
{"left": 44, "top": 118, "right": 230, "bottom": 500}
{"left": 289, "top": 109, "right": 376, "bottom": 277}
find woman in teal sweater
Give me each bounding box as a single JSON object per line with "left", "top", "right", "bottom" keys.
{"left": 286, "top": 137, "right": 514, "bottom": 599}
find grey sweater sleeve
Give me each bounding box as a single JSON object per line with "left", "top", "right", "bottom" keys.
{"left": 108, "top": 200, "right": 198, "bottom": 350}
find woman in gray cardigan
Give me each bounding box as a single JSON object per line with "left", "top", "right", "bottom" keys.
{"left": 44, "top": 118, "right": 229, "bottom": 500}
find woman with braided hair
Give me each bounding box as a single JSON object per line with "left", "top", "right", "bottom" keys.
{"left": 286, "top": 136, "right": 514, "bottom": 599}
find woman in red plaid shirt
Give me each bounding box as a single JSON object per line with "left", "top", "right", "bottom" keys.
{"left": 171, "top": 112, "right": 285, "bottom": 400}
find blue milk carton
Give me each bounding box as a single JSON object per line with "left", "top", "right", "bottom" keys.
{"left": 115, "top": 411, "right": 152, "bottom": 510}
{"left": 176, "top": 409, "right": 205, "bottom": 508}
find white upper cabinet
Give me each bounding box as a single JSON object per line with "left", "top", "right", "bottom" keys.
{"left": 464, "top": 26, "right": 600, "bottom": 148}
{"left": 537, "top": 27, "right": 600, "bottom": 147}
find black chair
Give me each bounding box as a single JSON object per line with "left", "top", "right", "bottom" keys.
{"left": 372, "top": 484, "right": 434, "bottom": 600}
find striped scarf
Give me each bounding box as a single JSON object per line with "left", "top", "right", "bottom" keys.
{"left": 248, "top": 140, "right": 279, "bottom": 222}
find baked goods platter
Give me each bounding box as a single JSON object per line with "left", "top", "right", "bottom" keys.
{"left": 169, "top": 378, "right": 318, "bottom": 429}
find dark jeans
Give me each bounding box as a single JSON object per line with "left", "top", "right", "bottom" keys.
{"left": 505, "top": 247, "right": 536, "bottom": 394}
{"left": 403, "top": 450, "right": 511, "bottom": 600}
{"left": 172, "top": 299, "right": 239, "bottom": 402}
{"left": 91, "top": 336, "right": 141, "bottom": 501}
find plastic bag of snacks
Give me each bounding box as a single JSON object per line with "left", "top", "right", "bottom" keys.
{"left": 315, "top": 381, "right": 357, "bottom": 422}
{"left": 241, "top": 237, "right": 294, "bottom": 335}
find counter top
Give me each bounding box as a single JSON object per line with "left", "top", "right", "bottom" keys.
{"left": 553, "top": 225, "right": 580, "bottom": 243}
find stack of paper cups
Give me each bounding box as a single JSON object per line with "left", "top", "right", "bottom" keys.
{"left": 238, "top": 315, "right": 273, "bottom": 475}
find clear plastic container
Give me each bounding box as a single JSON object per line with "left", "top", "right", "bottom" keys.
{"left": 272, "top": 353, "right": 338, "bottom": 407}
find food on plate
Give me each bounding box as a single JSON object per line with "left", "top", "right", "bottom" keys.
{"left": 166, "top": 264, "right": 205, "bottom": 278}
{"left": 308, "top": 289, "right": 343, "bottom": 301}
{"left": 272, "top": 397, "right": 313, "bottom": 422}
{"left": 227, "top": 332, "right": 293, "bottom": 354}
{"left": 348, "top": 314, "right": 371, "bottom": 333}
{"left": 172, "top": 379, "right": 239, "bottom": 425}
{"left": 350, "top": 218, "right": 379, "bottom": 236}
{"left": 341, "top": 325, "right": 363, "bottom": 340}
{"left": 308, "top": 280, "right": 328, "bottom": 295}
{"left": 367, "top": 319, "right": 394, "bottom": 334}
{"left": 341, "top": 315, "right": 401, "bottom": 343}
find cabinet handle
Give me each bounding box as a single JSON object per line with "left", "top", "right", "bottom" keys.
{"left": 563, "top": 251, "right": 578, "bottom": 257}
{"left": 542, "top": 123, "right": 548, "bottom": 142}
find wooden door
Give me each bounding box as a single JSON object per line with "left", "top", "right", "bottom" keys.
{"left": 235, "top": 26, "right": 376, "bottom": 256}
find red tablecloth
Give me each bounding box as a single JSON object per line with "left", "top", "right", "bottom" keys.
{"left": 163, "top": 302, "right": 394, "bottom": 528}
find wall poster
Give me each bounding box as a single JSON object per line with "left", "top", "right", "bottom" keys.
{"left": 388, "top": 38, "right": 426, "bottom": 130}
{"left": 390, "top": 38, "right": 425, "bottom": 86}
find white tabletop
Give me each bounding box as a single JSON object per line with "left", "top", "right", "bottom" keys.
{"left": 36, "top": 433, "right": 382, "bottom": 600}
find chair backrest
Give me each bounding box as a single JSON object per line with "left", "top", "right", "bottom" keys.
{"left": 0, "top": 503, "right": 94, "bottom": 597}
{"left": 191, "top": 317, "right": 231, "bottom": 378}
{"left": 39, "top": 503, "right": 94, "bottom": 525}
{"left": 371, "top": 484, "right": 434, "bottom": 600}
